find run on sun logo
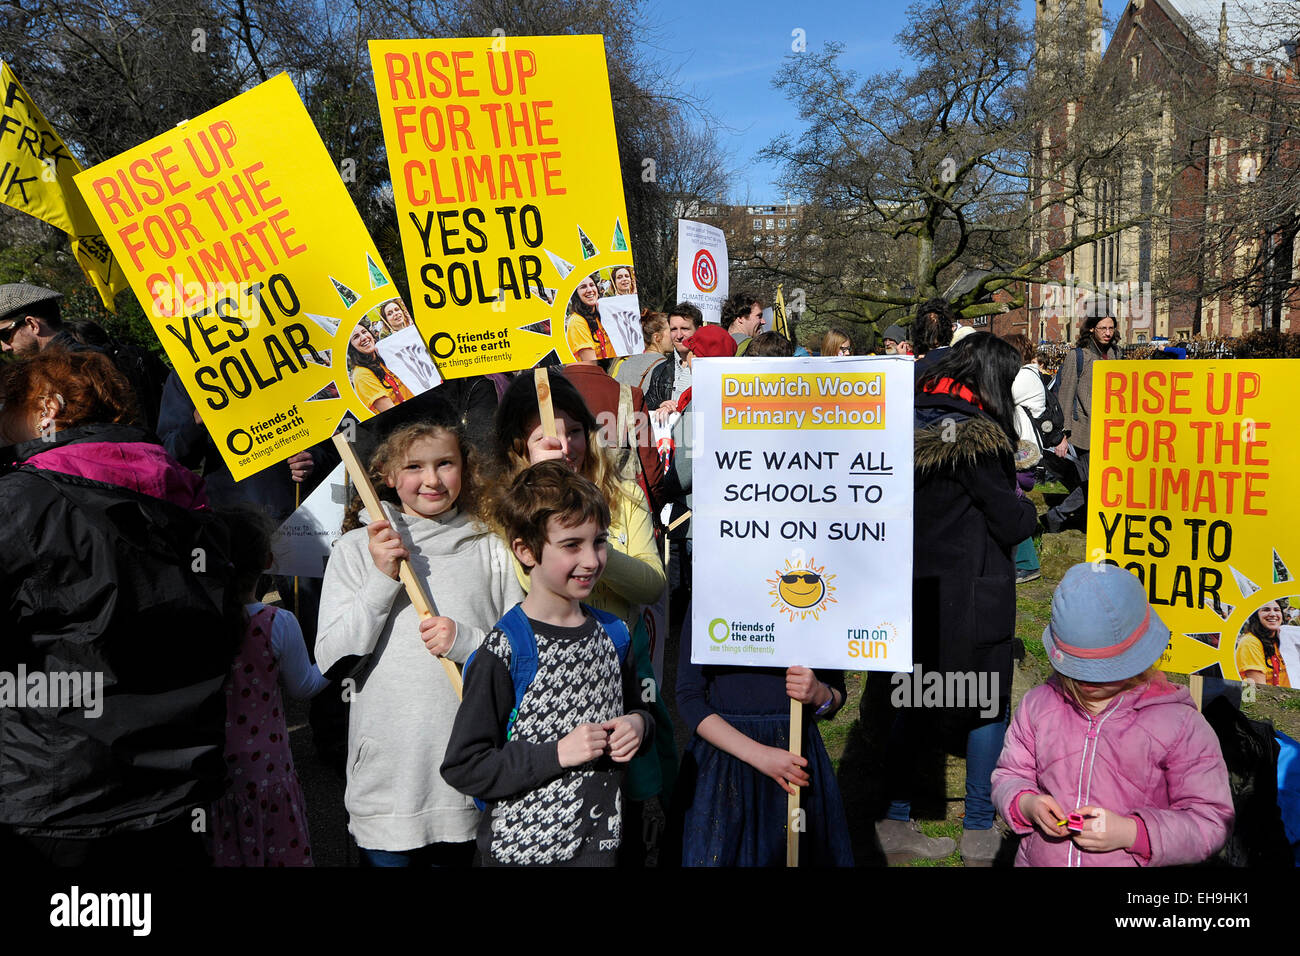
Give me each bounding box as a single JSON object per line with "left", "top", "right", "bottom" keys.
{"left": 767, "top": 556, "right": 837, "bottom": 622}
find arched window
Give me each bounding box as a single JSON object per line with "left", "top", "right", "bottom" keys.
{"left": 1093, "top": 180, "right": 1120, "bottom": 288}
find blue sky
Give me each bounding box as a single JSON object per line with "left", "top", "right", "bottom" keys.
{"left": 639, "top": 0, "right": 1129, "bottom": 201}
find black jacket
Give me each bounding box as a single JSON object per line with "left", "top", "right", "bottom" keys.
{"left": 644, "top": 354, "right": 678, "bottom": 412}
{"left": 157, "top": 371, "right": 338, "bottom": 521}
{"left": 912, "top": 392, "right": 1037, "bottom": 691}
{"left": 50, "top": 329, "right": 169, "bottom": 435}
{"left": 0, "top": 424, "right": 241, "bottom": 837}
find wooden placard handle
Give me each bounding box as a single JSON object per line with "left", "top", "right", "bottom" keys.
{"left": 332, "top": 431, "right": 463, "bottom": 699}
{"left": 535, "top": 366, "right": 557, "bottom": 438}
{"left": 787, "top": 696, "right": 802, "bottom": 867}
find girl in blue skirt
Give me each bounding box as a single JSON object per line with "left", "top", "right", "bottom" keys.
{"left": 672, "top": 605, "right": 854, "bottom": 866}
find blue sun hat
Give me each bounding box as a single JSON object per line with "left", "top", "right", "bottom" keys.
{"left": 1042, "top": 563, "right": 1171, "bottom": 682}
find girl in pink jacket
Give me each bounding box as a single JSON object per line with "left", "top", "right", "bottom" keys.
{"left": 993, "top": 563, "right": 1233, "bottom": 866}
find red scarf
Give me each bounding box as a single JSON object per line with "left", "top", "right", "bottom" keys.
{"left": 380, "top": 367, "right": 404, "bottom": 401}
{"left": 923, "top": 377, "right": 984, "bottom": 409}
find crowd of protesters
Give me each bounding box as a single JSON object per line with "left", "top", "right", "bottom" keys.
{"left": 2, "top": 279, "right": 1282, "bottom": 869}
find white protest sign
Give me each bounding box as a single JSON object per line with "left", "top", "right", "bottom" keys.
{"left": 376, "top": 325, "right": 444, "bottom": 395}
{"left": 691, "top": 356, "right": 914, "bottom": 670}
{"left": 597, "top": 293, "right": 644, "bottom": 357}
{"left": 271, "top": 462, "right": 348, "bottom": 577}
{"left": 676, "top": 219, "right": 728, "bottom": 325}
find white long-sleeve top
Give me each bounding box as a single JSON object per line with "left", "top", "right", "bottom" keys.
{"left": 316, "top": 506, "right": 525, "bottom": 851}
{"left": 244, "top": 602, "right": 329, "bottom": 700}
{"left": 1011, "top": 363, "right": 1048, "bottom": 450}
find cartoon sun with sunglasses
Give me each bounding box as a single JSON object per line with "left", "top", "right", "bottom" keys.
{"left": 767, "top": 556, "right": 837, "bottom": 622}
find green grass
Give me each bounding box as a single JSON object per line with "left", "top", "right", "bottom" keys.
{"left": 1277, "top": 694, "right": 1300, "bottom": 713}
{"left": 821, "top": 672, "right": 863, "bottom": 767}
{"left": 1242, "top": 684, "right": 1300, "bottom": 727}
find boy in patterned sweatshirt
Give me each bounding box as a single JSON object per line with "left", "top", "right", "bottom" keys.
{"left": 441, "top": 461, "right": 653, "bottom": 865}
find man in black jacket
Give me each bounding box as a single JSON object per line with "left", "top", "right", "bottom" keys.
{"left": 644, "top": 301, "right": 702, "bottom": 414}
{"left": 0, "top": 282, "right": 168, "bottom": 432}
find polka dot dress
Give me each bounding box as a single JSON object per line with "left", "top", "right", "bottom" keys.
{"left": 208, "top": 606, "right": 313, "bottom": 866}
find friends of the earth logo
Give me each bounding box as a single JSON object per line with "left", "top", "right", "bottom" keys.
{"left": 706, "top": 618, "right": 777, "bottom": 655}
{"left": 767, "top": 555, "right": 837, "bottom": 622}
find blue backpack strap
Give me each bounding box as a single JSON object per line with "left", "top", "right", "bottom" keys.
{"left": 585, "top": 605, "right": 631, "bottom": 665}
{"left": 464, "top": 603, "right": 538, "bottom": 813}
{"left": 496, "top": 604, "right": 539, "bottom": 742}
{"left": 462, "top": 603, "right": 538, "bottom": 742}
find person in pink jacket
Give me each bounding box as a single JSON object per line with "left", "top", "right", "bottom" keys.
{"left": 993, "top": 563, "right": 1233, "bottom": 866}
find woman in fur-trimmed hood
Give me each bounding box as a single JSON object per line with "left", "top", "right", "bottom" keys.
{"left": 911, "top": 333, "right": 1039, "bottom": 685}
{"left": 877, "top": 332, "right": 1039, "bottom": 866}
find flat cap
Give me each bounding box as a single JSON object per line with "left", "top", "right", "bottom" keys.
{"left": 0, "top": 283, "right": 62, "bottom": 324}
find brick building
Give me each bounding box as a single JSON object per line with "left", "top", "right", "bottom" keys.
{"left": 677, "top": 199, "right": 808, "bottom": 268}
{"left": 1016, "top": 0, "right": 1299, "bottom": 343}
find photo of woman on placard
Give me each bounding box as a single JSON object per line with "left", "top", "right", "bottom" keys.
{"left": 612, "top": 265, "right": 636, "bottom": 296}
{"left": 347, "top": 322, "right": 413, "bottom": 414}
{"left": 1235, "top": 598, "right": 1298, "bottom": 687}
{"left": 565, "top": 272, "right": 614, "bottom": 362}
{"left": 379, "top": 298, "right": 413, "bottom": 334}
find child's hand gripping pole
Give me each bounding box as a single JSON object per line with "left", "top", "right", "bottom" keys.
{"left": 787, "top": 698, "right": 802, "bottom": 867}
{"left": 332, "top": 431, "right": 464, "bottom": 700}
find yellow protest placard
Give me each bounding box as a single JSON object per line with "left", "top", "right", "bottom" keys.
{"left": 0, "top": 61, "right": 130, "bottom": 310}
{"left": 76, "top": 73, "right": 436, "bottom": 481}
{"left": 371, "top": 35, "right": 639, "bottom": 376}
{"left": 1086, "top": 360, "right": 1300, "bottom": 691}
